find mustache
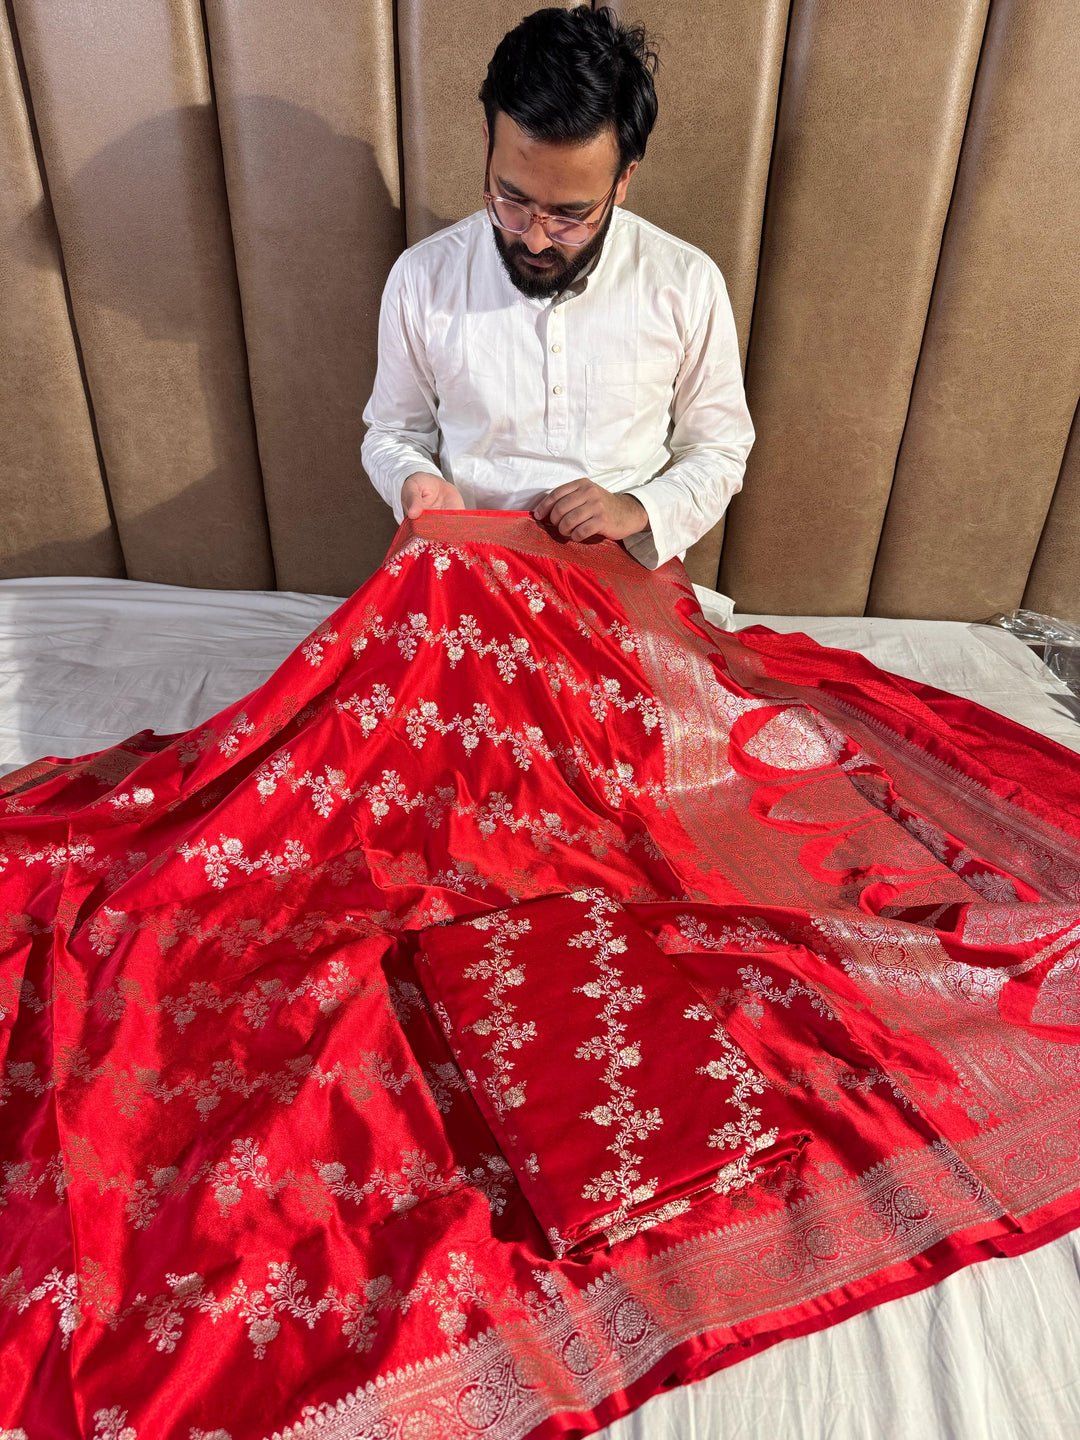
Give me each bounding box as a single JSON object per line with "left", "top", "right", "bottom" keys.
{"left": 508, "top": 243, "right": 565, "bottom": 266}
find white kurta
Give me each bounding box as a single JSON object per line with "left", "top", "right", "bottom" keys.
{"left": 361, "top": 206, "right": 754, "bottom": 568}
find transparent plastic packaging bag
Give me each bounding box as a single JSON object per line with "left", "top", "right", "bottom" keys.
{"left": 988, "top": 609, "right": 1080, "bottom": 696}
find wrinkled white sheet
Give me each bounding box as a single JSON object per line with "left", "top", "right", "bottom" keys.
{"left": 0, "top": 577, "right": 338, "bottom": 771}
{"left": 1, "top": 575, "right": 1078, "bottom": 1439}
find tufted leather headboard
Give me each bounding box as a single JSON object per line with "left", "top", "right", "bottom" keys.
{"left": 2, "top": 0, "right": 1078, "bottom": 619}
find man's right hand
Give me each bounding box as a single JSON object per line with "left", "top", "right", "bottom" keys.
{"left": 401, "top": 473, "right": 465, "bottom": 519}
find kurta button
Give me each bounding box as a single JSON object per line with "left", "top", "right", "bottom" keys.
{"left": 551, "top": 343, "right": 562, "bottom": 353}
{"left": 552, "top": 385, "right": 563, "bottom": 395}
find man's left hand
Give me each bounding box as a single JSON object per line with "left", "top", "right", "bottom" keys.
{"left": 533, "top": 480, "right": 649, "bottom": 542}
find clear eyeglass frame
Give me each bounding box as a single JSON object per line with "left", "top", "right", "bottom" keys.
{"left": 482, "top": 169, "right": 619, "bottom": 248}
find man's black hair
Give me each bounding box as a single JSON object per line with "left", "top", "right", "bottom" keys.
{"left": 479, "top": 5, "right": 659, "bottom": 176}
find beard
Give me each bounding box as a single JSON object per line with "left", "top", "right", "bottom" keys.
{"left": 491, "top": 203, "right": 615, "bottom": 300}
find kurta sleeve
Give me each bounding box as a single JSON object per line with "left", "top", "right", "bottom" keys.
{"left": 361, "top": 254, "right": 445, "bottom": 523}
{"left": 622, "top": 261, "right": 754, "bottom": 569}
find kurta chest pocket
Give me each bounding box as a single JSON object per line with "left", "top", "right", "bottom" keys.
{"left": 584, "top": 359, "right": 676, "bottom": 469}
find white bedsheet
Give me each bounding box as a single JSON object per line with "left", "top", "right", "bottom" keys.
{"left": 1, "top": 575, "right": 1078, "bottom": 1439}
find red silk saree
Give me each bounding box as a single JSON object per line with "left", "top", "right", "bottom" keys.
{"left": 1, "top": 511, "right": 1078, "bottom": 1440}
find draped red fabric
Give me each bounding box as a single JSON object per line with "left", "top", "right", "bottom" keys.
{"left": 1, "top": 512, "right": 1078, "bottom": 1440}
{"left": 418, "top": 890, "right": 810, "bottom": 1256}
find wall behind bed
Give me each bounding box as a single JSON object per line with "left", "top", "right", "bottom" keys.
{"left": 2, "top": 0, "right": 1078, "bottom": 619}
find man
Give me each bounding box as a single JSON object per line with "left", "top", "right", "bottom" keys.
{"left": 362, "top": 4, "right": 754, "bottom": 570}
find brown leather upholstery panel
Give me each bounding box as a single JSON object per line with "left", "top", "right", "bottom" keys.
{"left": 1024, "top": 405, "right": 1080, "bottom": 624}
{"left": 719, "top": 0, "right": 989, "bottom": 615}
{"left": 11, "top": 0, "right": 273, "bottom": 588}
{"left": 623, "top": 0, "right": 787, "bottom": 361}
{"left": 0, "top": 11, "right": 121, "bottom": 579}
{"left": 4, "top": 2, "right": 1078, "bottom": 614}
{"left": 625, "top": 0, "right": 788, "bottom": 587}
{"left": 203, "top": 0, "right": 402, "bottom": 595}
{"left": 868, "top": 0, "right": 1080, "bottom": 621}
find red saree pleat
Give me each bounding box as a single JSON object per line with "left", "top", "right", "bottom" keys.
{"left": 0, "top": 513, "right": 1078, "bottom": 1440}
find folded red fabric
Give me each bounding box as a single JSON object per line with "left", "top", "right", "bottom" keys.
{"left": 418, "top": 888, "right": 809, "bottom": 1255}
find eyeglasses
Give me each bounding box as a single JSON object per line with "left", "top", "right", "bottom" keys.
{"left": 483, "top": 168, "right": 619, "bottom": 248}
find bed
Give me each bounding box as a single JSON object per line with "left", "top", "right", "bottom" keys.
{"left": 2, "top": 572, "right": 1078, "bottom": 1439}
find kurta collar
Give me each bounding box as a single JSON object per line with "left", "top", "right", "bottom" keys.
{"left": 486, "top": 206, "right": 624, "bottom": 311}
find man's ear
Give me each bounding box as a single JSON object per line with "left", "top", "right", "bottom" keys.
{"left": 614, "top": 159, "right": 639, "bottom": 206}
